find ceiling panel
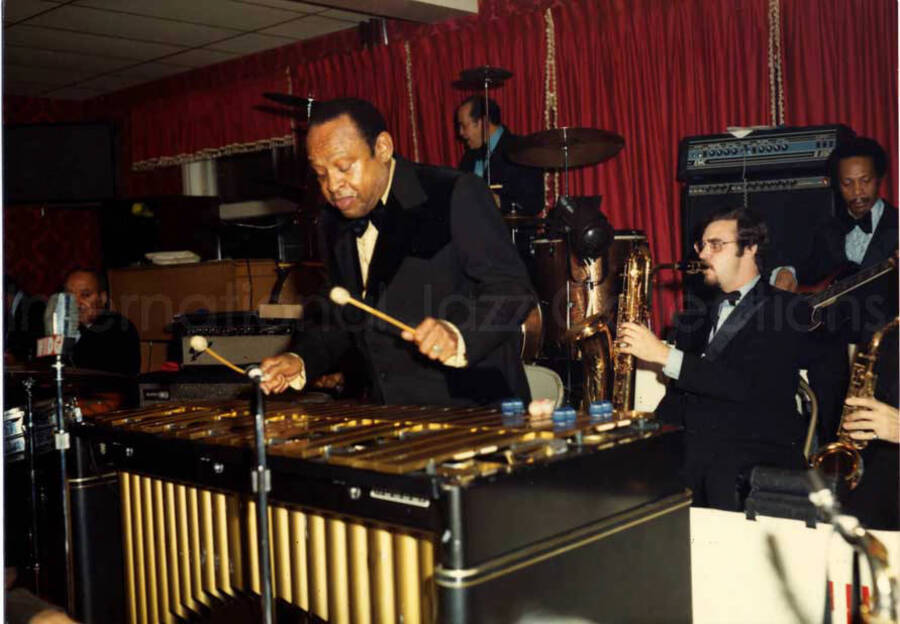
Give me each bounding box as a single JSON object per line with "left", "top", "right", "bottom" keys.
{"left": 230, "top": 1, "right": 329, "bottom": 13}
{"left": 205, "top": 32, "right": 297, "bottom": 55}
{"left": 76, "top": 0, "right": 306, "bottom": 32}
{"left": 76, "top": 73, "right": 157, "bottom": 92}
{"left": 42, "top": 85, "right": 105, "bottom": 100}
{"left": 320, "top": 9, "right": 372, "bottom": 22}
{"left": 3, "top": 45, "right": 136, "bottom": 73}
{"left": 3, "top": 25, "right": 188, "bottom": 60}
{"left": 260, "top": 15, "right": 353, "bottom": 39}
{"left": 111, "top": 61, "right": 190, "bottom": 80}
{"left": 2, "top": 0, "right": 61, "bottom": 23}
{"left": 4, "top": 80, "right": 55, "bottom": 96}
{"left": 163, "top": 48, "right": 243, "bottom": 68}
{"left": 2, "top": 0, "right": 468, "bottom": 100}
{"left": 4, "top": 63, "right": 96, "bottom": 86}
{"left": 25, "top": 5, "right": 238, "bottom": 46}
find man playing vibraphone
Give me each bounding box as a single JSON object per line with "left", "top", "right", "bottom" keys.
{"left": 261, "top": 98, "right": 535, "bottom": 405}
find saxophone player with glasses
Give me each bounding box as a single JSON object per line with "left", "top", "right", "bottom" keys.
{"left": 618, "top": 207, "right": 846, "bottom": 511}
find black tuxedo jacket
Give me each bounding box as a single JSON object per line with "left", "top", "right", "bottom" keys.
{"left": 458, "top": 128, "right": 544, "bottom": 216}
{"left": 657, "top": 279, "right": 846, "bottom": 506}
{"left": 4, "top": 292, "right": 46, "bottom": 363}
{"left": 71, "top": 311, "right": 141, "bottom": 376}
{"left": 798, "top": 200, "right": 899, "bottom": 343}
{"left": 294, "top": 157, "right": 535, "bottom": 406}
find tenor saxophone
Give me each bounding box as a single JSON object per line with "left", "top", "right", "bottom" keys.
{"left": 810, "top": 317, "right": 899, "bottom": 490}
{"left": 611, "top": 244, "right": 653, "bottom": 414}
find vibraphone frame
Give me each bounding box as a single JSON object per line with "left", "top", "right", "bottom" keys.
{"left": 72, "top": 401, "right": 692, "bottom": 623}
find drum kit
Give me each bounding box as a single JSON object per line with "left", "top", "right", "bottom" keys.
{"left": 455, "top": 66, "right": 636, "bottom": 371}
{"left": 3, "top": 363, "right": 133, "bottom": 608}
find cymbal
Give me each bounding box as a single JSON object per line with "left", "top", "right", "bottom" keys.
{"left": 508, "top": 127, "right": 625, "bottom": 169}
{"left": 5, "top": 365, "right": 132, "bottom": 384}
{"left": 458, "top": 66, "right": 512, "bottom": 87}
{"left": 503, "top": 214, "right": 543, "bottom": 225}
{"left": 262, "top": 92, "right": 316, "bottom": 108}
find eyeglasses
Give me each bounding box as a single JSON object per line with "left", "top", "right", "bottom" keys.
{"left": 693, "top": 239, "right": 738, "bottom": 254}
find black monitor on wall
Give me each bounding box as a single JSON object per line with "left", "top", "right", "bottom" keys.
{"left": 3, "top": 122, "right": 116, "bottom": 203}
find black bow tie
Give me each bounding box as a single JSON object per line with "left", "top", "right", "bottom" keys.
{"left": 717, "top": 290, "right": 741, "bottom": 307}
{"left": 840, "top": 208, "right": 873, "bottom": 234}
{"left": 347, "top": 202, "right": 387, "bottom": 237}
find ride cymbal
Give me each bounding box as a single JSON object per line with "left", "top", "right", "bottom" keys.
{"left": 508, "top": 127, "right": 625, "bottom": 168}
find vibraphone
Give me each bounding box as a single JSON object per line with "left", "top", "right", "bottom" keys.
{"left": 72, "top": 400, "right": 692, "bottom": 623}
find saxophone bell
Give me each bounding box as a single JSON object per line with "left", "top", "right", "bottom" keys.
{"left": 809, "top": 317, "right": 899, "bottom": 490}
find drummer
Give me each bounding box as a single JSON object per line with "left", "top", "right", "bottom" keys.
{"left": 456, "top": 96, "right": 544, "bottom": 216}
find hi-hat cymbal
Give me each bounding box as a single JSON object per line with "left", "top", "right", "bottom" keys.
{"left": 458, "top": 66, "right": 513, "bottom": 87}
{"left": 508, "top": 127, "right": 625, "bottom": 169}
{"left": 263, "top": 92, "right": 316, "bottom": 108}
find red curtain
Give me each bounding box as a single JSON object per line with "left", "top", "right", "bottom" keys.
{"left": 553, "top": 0, "right": 771, "bottom": 329}
{"left": 780, "top": 0, "right": 898, "bottom": 204}
{"left": 291, "top": 43, "right": 413, "bottom": 159}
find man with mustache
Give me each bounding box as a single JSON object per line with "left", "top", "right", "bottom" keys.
{"left": 783, "top": 137, "right": 898, "bottom": 343}
{"left": 456, "top": 96, "right": 543, "bottom": 216}
{"left": 260, "top": 98, "right": 534, "bottom": 405}
{"left": 617, "top": 207, "right": 845, "bottom": 511}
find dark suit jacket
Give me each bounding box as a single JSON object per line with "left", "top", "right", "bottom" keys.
{"left": 657, "top": 279, "right": 846, "bottom": 509}
{"left": 4, "top": 292, "right": 46, "bottom": 363}
{"left": 798, "top": 200, "right": 898, "bottom": 343}
{"left": 71, "top": 311, "right": 141, "bottom": 376}
{"left": 459, "top": 128, "right": 544, "bottom": 216}
{"left": 293, "top": 157, "right": 535, "bottom": 406}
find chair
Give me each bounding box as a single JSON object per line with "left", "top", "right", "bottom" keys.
{"left": 796, "top": 375, "right": 818, "bottom": 460}
{"left": 524, "top": 364, "right": 565, "bottom": 408}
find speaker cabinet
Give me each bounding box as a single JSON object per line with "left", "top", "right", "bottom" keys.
{"left": 681, "top": 176, "right": 836, "bottom": 283}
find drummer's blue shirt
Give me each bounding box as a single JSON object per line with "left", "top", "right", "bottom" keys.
{"left": 474, "top": 126, "right": 504, "bottom": 178}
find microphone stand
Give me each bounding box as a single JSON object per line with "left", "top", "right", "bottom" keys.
{"left": 247, "top": 367, "right": 274, "bottom": 624}
{"left": 23, "top": 377, "right": 42, "bottom": 594}
{"left": 52, "top": 353, "right": 75, "bottom": 613}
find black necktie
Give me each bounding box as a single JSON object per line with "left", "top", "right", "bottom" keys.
{"left": 840, "top": 209, "right": 873, "bottom": 234}
{"left": 348, "top": 202, "right": 387, "bottom": 237}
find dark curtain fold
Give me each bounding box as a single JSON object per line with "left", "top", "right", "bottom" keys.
{"left": 553, "top": 0, "right": 771, "bottom": 329}
{"left": 780, "top": 0, "right": 898, "bottom": 204}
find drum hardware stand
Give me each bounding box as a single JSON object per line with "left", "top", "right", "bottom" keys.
{"left": 247, "top": 366, "right": 275, "bottom": 624}
{"left": 22, "top": 376, "right": 42, "bottom": 594}
{"left": 51, "top": 355, "right": 76, "bottom": 613}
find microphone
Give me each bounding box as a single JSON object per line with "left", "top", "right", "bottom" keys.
{"left": 37, "top": 292, "right": 79, "bottom": 357}
{"left": 652, "top": 260, "right": 706, "bottom": 275}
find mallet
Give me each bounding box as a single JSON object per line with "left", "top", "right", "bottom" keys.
{"left": 329, "top": 286, "right": 416, "bottom": 334}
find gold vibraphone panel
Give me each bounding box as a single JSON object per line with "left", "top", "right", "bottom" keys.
{"left": 119, "top": 472, "right": 435, "bottom": 624}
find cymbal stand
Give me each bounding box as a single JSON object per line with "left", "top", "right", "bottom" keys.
{"left": 51, "top": 355, "right": 75, "bottom": 612}
{"left": 481, "top": 77, "right": 492, "bottom": 187}
{"left": 23, "top": 377, "right": 42, "bottom": 593}
{"left": 247, "top": 367, "right": 274, "bottom": 624}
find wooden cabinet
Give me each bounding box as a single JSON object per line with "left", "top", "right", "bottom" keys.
{"left": 108, "top": 260, "right": 324, "bottom": 341}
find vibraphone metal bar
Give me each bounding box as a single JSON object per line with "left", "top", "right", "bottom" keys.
{"left": 118, "top": 472, "right": 434, "bottom": 624}
{"left": 77, "top": 400, "right": 690, "bottom": 624}
{"left": 86, "top": 401, "right": 643, "bottom": 476}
